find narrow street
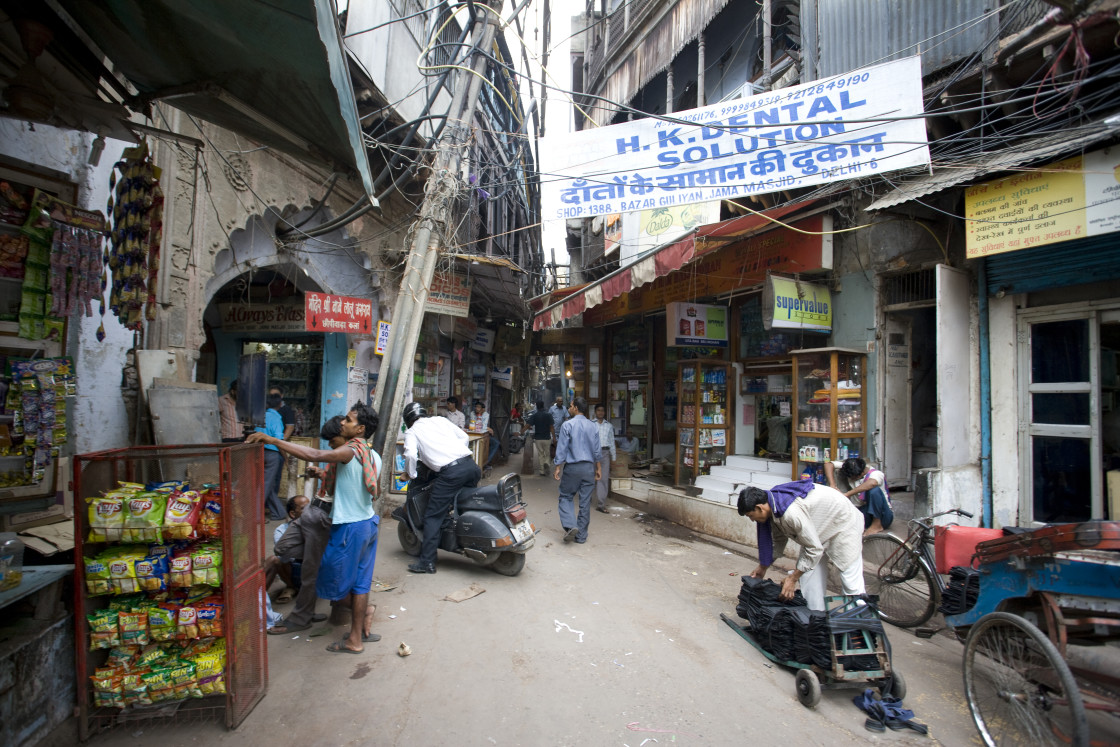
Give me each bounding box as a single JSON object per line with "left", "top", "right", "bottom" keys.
{"left": 91, "top": 471, "right": 980, "bottom": 747}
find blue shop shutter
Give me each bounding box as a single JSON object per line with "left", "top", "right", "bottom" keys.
{"left": 984, "top": 234, "right": 1120, "bottom": 295}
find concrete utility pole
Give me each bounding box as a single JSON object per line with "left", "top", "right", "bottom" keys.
{"left": 371, "top": 1, "right": 501, "bottom": 502}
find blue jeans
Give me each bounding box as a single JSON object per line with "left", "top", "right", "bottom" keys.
{"left": 557, "top": 461, "right": 595, "bottom": 542}
{"left": 860, "top": 486, "right": 894, "bottom": 531}
{"left": 263, "top": 449, "right": 285, "bottom": 519}
{"left": 485, "top": 436, "right": 500, "bottom": 466}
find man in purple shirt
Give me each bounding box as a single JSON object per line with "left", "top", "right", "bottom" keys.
{"left": 553, "top": 396, "right": 602, "bottom": 544}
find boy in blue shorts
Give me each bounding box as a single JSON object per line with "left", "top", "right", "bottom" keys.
{"left": 248, "top": 401, "right": 382, "bottom": 654}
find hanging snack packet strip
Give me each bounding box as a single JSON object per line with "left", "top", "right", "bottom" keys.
{"left": 108, "top": 547, "right": 146, "bottom": 595}
{"left": 84, "top": 554, "right": 112, "bottom": 596}
{"left": 135, "top": 552, "right": 168, "bottom": 592}
{"left": 177, "top": 602, "right": 200, "bottom": 639}
{"left": 148, "top": 604, "right": 178, "bottom": 642}
{"left": 118, "top": 609, "right": 149, "bottom": 647}
{"left": 168, "top": 546, "right": 193, "bottom": 588}
{"left": 196, "top": 598, "right": 224, "bottom": 637}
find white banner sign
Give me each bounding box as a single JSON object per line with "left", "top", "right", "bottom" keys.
{"left": 540, "top": 56, "right": 929, "bottom": 222}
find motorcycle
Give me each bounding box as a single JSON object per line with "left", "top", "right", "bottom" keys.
{"left": 391, "top": 467, "right": 536, "bottom": 576}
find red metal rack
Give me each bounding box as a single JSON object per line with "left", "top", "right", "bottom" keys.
{"left": 72, "top": 443, "right": 267, "bottom": 739}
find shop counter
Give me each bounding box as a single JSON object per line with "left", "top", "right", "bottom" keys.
{"left": 467, "top": 432, "right": 489, "bottom": 472}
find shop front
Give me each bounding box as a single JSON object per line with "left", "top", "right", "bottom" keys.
{"left": 975, "top": 144, "right": 1120, "bottom": 527}
{"left": 582, "top": 212, "right": 836, "bottom": 487}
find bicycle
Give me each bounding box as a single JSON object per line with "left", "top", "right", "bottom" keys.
{"left": 861, "top": 507, "right": 974, "bottom": 628}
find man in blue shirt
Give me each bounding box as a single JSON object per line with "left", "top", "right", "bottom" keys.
{"left": 553, "top": 397, "right": 602, "bottom": 544}
{"left": 256, "top": 392, "right": 287, "bottom": 520}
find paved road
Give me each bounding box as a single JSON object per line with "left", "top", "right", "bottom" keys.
{"left": 89, "top": 471, "right": 981, "bottom": 746}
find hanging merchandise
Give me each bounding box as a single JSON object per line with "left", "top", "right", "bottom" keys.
{"left": 17, "top": 190, "right": 106, "bottom": 341}
{"left": 1, "top": 357, "right": 76, "bottom": 486}
{"left": 107, "top": 142, "right": 164, "bottom": 331}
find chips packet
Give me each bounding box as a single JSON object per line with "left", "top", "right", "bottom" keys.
{"left": 135, "top": 552, "right": 168, "bottom": 592}
{"left": 177, "top": 603, "right": 200, "bottom": 639}
{"left": 121, "top": 672, "right": 152, "bottom": 707}
{"left": 199, "top": 490, "right": 222, "bottom": 538}
{"left": 134, "top": 644, "right": 168, "bottom": 670}
{"left": 190, "top": 544, "right": 222, "bottom": 587}
{"left": 108, "top": 548, "right": 146, "bottom": 594}
{"left": 87, "top": 609, "right": 121, "bottom": 650}
{"left": 148, "top": 604, "right": 178, "bottom": 642}
{"left": 163, "top": 490, "right": 202, "bottom": 540}
{"left": 196, "top": 600, "right": 223, "bottom": 637}
{"left": 84, "top": 555, "right": 112, "bottom": 596}
{"left": 87, "top": 494, "right": 125, "bottom": 542}
{"left": 105, "top": 646, "right": 138, "bottom": 669}
{"left": 118, "top": 609, "right": 149, "bottom": 646}
{"left": 122, "top": 491, "right": 167, "bottom": 543}
{"left": 168, "top": 547, "right": 193, "bottom": 588}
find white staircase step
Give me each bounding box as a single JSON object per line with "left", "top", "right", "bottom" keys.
{"left": 707, "top": 466, "right": 787, "bottom": 488}
{"left": 726, "top": 455, "right": 791, "bottom": 474}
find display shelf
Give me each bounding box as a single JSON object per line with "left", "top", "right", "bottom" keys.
{"left": 790, "top": 347, "right": 866, "bottom": 481}
{"left": 675, "top": 360, "right": 733, "bottom": 486}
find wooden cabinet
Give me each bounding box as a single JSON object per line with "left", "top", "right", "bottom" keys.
{"left": 791, "top": 347, "right": 866, "bottom": 481}
{"left": 675, "top": 360, "right": 733, "bottom": 485}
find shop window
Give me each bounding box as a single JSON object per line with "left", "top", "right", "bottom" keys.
{"left": 1032, "top": 436, "right": 1092, "bottom": 523}
{"left": 737, "top": 295, "right": 793, "bottom": 358}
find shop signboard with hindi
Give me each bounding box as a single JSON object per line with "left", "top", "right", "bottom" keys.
{"left": 965, "top": 145, "right": 1120, "bottom": 258}
{"left": 539, "top": 56, "right": 929, "bottom": 222}
{"left": 666, "top": 302, "right": 728, "bottom": 347}
{"left": 426, "top": 271, "right": 471, "bottom": 317}
{"left": 763, "top": 276, "right": 832, "bottom": 331}
{"left": 304, "top": 292, "right": 374, "bottom": 334}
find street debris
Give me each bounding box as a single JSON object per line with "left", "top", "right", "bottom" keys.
{"left": 398, "top": 642, "right": 412, "bottom": 657}
{"left": 400, "top": 606, "right": 407, "bottom": 611}
{"left": 613, "top": 659, "right": 624, "bottom": 667}
{"left": 443, "top": 582, "right": 486, "bottom": 603}
{"left": 554, "top": 620, "right": 585, "bottom": 642}
{"left": 389, "top": 614, "right": 397, "bottom": 619}
{"left": 640, "top": 739, "right": 659, "bottom": 746}
{"left": 371, "top": 580, "right": 398, "bottom": 593}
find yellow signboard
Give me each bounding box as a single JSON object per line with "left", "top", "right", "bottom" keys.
{"left": 965, "top": 146, "right": 1120, "bottom": 258}
{"left": 763, "top": 276, "right": 832, "bottom": 331}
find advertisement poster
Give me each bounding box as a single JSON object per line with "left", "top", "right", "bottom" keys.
{"left": 540, "top": 56, "right": 929, "bottom": 221}
{"left": 375, "top": 321, "right": 391, "bottom": 355}
{"left": 965, "top": 145, "right": 1120, "bottom": 258}
{"left": 470, "top": 328, "right": 495, "bottom": 353}
{"left": 304, "top": 292, "right": 374, "bottom": 334}
{"left": 665, "top": 302, "right": 728, "bottom": 347}
{"left": 426, "top": 272, "right": 471, "bottom": 317}
{"left": 762, "top": 276, "right": 832, "bottom": 331}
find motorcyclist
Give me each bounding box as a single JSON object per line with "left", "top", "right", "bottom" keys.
{"left": 401, "top": 402, "right": 481, "bottom": 573}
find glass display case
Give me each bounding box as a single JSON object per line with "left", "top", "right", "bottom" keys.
{"left": 675, "top": 360, "right": 733, "bottom": 485}
{"left": 791, "top": 347, "right": 866, "bottom": 481}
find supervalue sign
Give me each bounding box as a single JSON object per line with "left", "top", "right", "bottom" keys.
{"left": 539, "top": 56, "right": 929, "bottom": 221}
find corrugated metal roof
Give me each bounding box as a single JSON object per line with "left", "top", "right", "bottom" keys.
{"left": 816, "top": 0, "right": 1001, "bottom": 80}
{"left": 866, "top": 120, "right": 1120, "bottom": 211}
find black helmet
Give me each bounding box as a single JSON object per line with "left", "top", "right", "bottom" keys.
{"left": 402, "top": 402, "right": 427, "bottom": 428}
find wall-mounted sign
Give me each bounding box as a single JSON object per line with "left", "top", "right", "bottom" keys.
{"left": 666, "top": 302, "right": 728, "bottom": 347}
{"left": 965, "top": 145, "right": 1120, "bottom": 258}
{"left": 305, "top": 292, "right": 374, "bottom": 334}
{"left": 763, "top": 276, "right": 832, "bottom": 331}
{"left": 375, "top": 321, "right": 391, "bottom": 355}
{"left": 220, "top": 301, "right": 305, "bottom": 332}
{"left": 540, "top": 56, "right": 929, "bottom": 221}
{"left": 427, "top": 272, "right": 471, "bottom": 317}
{"left": 470, "top": 328, "right": 495, "bottom": 353}
{"left": 491, "top": 366, "right": 513, "bottom": 389}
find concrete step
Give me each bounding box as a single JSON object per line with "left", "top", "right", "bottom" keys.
{"left": 726, "top": 455, "right": 789, "bottom": 474}
{"left": 913, "top": 446, "right": 938, "bottom": 470}
{"left": 701, "top": 488, "right": 734, "bottom": 504}
{"left": 708, "top": 466, "right": 787, "bottom": 488}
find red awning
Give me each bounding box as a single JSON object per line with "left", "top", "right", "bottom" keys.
{"left": 533, "top": 200, "right": 818, "bottom": 330}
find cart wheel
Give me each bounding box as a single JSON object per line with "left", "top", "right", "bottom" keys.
{"left": 884, "top": 669, "right": 906, "bottom": 700}
{"left": 963, "top": 611, "right": 1088, "bottom": 747}
{"left": 795, "top": 669, "right": 822, "bottom": 708}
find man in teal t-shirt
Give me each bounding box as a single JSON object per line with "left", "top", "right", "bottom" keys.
{"left": 255, "top": 392, "right": 287, "bottom": 520}
{"left": 248, "top": 401, "right": 382, "bottom": 655}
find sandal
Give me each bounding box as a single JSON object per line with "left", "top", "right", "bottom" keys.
{"left": 267, "top": 621, "right": 311, "bottom": 635}
{"left": 325, "top": 639, "right": 363, "bottom": 654}
{"left": 275, "top": 588, "right": 295, "bottom": 603}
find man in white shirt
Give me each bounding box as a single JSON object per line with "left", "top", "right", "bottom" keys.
{"left": 824, "top": 457, "right": 893, "bottom": 535}
{"left": 592, "top": 404, "right": 616, "bottom": 513}
{"left": 444, "top": 396, "right": 466, "bottom": 430}
{"left": 468, "top": 400, "right": 500, "bottom": 468}
{"left": 402, "top": 402, "right": 481, "bottom": 573}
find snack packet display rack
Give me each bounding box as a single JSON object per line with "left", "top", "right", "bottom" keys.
{"left": 73, "top": 443, "right": 267, "bottom": 738}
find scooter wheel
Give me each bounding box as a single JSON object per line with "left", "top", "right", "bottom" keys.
{"left": 397, "top": 522, "right": 421, "bottom": 557}
{"left": 491, "top": 551, "right": 526, "bottom": 576}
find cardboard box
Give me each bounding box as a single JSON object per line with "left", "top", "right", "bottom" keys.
{"left": 0, "top": 502, "right": 68, "bottom": 532}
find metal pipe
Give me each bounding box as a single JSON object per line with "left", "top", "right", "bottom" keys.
{"left": 762, "top": 0, "right": 772, "bottom": 90}
{"left": 697, "top": 33, "right": 706, "bottom": 107}
{"left": 978, "top": 260, "right": 993, "bottom": 527}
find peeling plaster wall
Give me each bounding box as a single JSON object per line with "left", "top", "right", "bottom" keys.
{"left": 0, "top": 119, "right": 135, "bottom": 453}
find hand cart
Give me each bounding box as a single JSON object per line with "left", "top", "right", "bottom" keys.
{"left": 942, "top": 521, "right": 1120, "bottom": 747}
{"left": 721, "top": 595, "right": 903, "bottom": 708}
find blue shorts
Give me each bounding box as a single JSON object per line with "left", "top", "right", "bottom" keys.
{"left": 315, "top": 516, "right": 379, "bottom": 601}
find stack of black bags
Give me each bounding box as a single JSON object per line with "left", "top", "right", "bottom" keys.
{"left": 736, "top": 576, "right": 831, "bottom": 668}
{"left": 938, "top": 566, "right": 980, "bottom": 615}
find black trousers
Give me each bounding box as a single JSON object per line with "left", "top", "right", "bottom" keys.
{"left": 419, "top": 457, "right": 482, "bottom": 565}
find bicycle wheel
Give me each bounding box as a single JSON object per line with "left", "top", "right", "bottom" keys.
{"left": 963, "top": 611, "right": 1088, "bottom": 747}
{"left": 861, "top": 534, "right": 937, "bottom": 628}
